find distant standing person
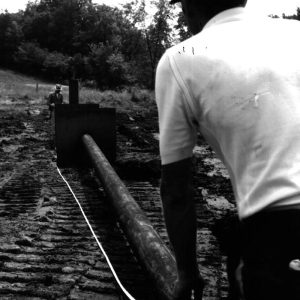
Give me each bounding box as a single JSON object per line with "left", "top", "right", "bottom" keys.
{"left": 47, "top": 84, "right": 63, "bottom": 120}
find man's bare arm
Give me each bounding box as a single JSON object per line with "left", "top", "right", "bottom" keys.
{"left": 161, "top": 158, "right": 204, "bottom": 299}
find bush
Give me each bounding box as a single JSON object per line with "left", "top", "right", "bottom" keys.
{"left": 88, "top": 42, "right": 136, "bottom": 89}
{"left": 14, "top": 42, "right": 71, "bottom": 81}
{"left": 14, "top": 42, "right": 48, "bottom": 74}
{"left": 0, "top": 13, "right": 23, "bottom": 66}
{"left": 107, "top": 52, "right": 135, "bottom": 87}
{"left": 43, "top": 51, "right": 69, "bottom": 80}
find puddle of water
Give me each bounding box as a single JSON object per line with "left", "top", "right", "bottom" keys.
{"left": 203, "top": 158, "right": 230, "bottom": 179}
{"left": 3, "top": 144, "right": 23, "bottom": 153}
{"left": 0, "top": 98, "right": 18, "bottom": 105}
{"left": 26, "top": 109, "right": 41, "bottom": 115}
{"left": 206, "top": 196, "right": 235, "bottom": 211}
{"left": 194, "top": 145, "right": 230, "bottom": 179}
{"left": 201, "top": 188, "right": 234, "bottom": 210}
{"left": 193, "top": 145, "right": 211, "bottom": 156}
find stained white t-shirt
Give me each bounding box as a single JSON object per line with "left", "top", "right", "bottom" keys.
{"left": 155, "top": 8, "right": 300, "bottom": 219}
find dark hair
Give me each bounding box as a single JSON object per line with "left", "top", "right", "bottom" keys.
{"left": 216, "top": 0, "right": 247, "bottom": 8}
{"left": 193, "top": 0, "right": 247, "bottom": 17}
{"left": 170, "top": 0, "right": 247, "bottom": 9}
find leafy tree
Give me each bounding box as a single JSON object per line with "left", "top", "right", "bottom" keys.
{"left": 107, "top": 52, "right": 134, "bottom": 87}
{"left": 283, "top": 8, "right": 300, "bottom": 21}
{"left": 0, "top": 12, "right": 23, "bottom": 66}
{"left": 175, "top": 10, "right": 191, "bottom": 41}
{"left": 122, "top": 0, "right": 175, "bottom": 88}
{"left": 88, "top": 42, "right": 132, "bottom": 89}
{"left": 0, "top": 0, "right": 190, "bottom": 89}
{"left": 14, "top": 42, "right": 48, "bottom": 74}
{"left": 88, "top": 42, "right": 112, "bottom": 88}
{"left": 146, "top": 0, "right": 174, "bottom": 87}
{"left": 22, "top": 0, "right": 94, "bottom": 54}
{"left": 43, "top": 51, "right": 69, "bottom": 80}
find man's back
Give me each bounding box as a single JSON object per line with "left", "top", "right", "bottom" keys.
{"left": 156, "top": 9, "right": 300, "bottom": 218}
{"left": 156, "top": 3, "right": 300, "bottom": 299}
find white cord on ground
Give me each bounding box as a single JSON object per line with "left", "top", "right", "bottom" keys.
{"left": 57, "top": 167, "right": 136, "bottom": 300}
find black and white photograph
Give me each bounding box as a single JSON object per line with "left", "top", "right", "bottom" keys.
{"left": 1, "top": 0, "right": 300, "bottom": 299}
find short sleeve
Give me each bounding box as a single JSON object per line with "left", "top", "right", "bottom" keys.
{"left": 155, "top": 52, "right": 197, "bottom": 165}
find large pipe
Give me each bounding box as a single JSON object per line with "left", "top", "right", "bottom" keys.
{"left": 82, "top": 134, "right": 177, "bottom": 300}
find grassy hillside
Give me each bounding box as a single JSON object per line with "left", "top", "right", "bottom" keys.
{"left": 0, "top": 68, "right": 157, "bottom": 116}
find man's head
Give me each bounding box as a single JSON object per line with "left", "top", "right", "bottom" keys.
{"left": 55, "top": 84, "right": 62, "bottom": 93}
{"left": 171, "top": 0, "right": 247, "bottom": 34}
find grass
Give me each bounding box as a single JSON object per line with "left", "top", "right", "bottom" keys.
{"left": 0, "top": 68, "right": 157, "bottom": 115}
{"left": 80, "top": 87, "right": 156, "bottom": 115}
{"left": 0, "top": 69, "right": 65, "bottom": 104}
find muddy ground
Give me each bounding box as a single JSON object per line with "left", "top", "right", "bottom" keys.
{"left": 0, "top": 71, "right": 238, "bottom": 299}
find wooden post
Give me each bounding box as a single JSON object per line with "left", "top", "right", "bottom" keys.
{"left": 69, "top": 79, "right": 79, "bottom": 104}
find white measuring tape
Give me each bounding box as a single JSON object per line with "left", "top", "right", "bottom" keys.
{"left": 57, "top": 167, "right": 136, "bottom": 300}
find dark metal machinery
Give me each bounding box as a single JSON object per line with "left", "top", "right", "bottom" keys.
{"left": 55, "top": 104, "right": 116, "bottom": 167}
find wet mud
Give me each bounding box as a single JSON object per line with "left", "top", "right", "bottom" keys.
{"left": 0, "top": 82, "right": 238, "bottom": 299}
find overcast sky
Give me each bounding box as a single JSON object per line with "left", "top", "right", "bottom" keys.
{"left": 0, "top": 0, "right": 300, "bottom": 17}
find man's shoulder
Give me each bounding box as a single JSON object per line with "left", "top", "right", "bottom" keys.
{"left": 157, "top": 35, "right": 202, "bottom": 75}
{"left": 165, "top": 35, "right": 201, "bottom": 57}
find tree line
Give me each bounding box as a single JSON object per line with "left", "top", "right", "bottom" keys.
{"left": 0, "top": 0, "right": 298, "bottom": 90}
{"left": 0, "top": 0, "right": 189, "bottom": 89}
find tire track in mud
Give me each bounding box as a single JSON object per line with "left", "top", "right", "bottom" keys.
{"left": 0, "top": 159, "right": 157, "bottom": 300}
{"left": 0, "top": 105, "right": 156, "bottom": 300}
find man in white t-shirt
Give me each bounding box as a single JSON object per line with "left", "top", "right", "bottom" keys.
{"left": 155, "top": 0, "right": 300, "bottom": 299}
